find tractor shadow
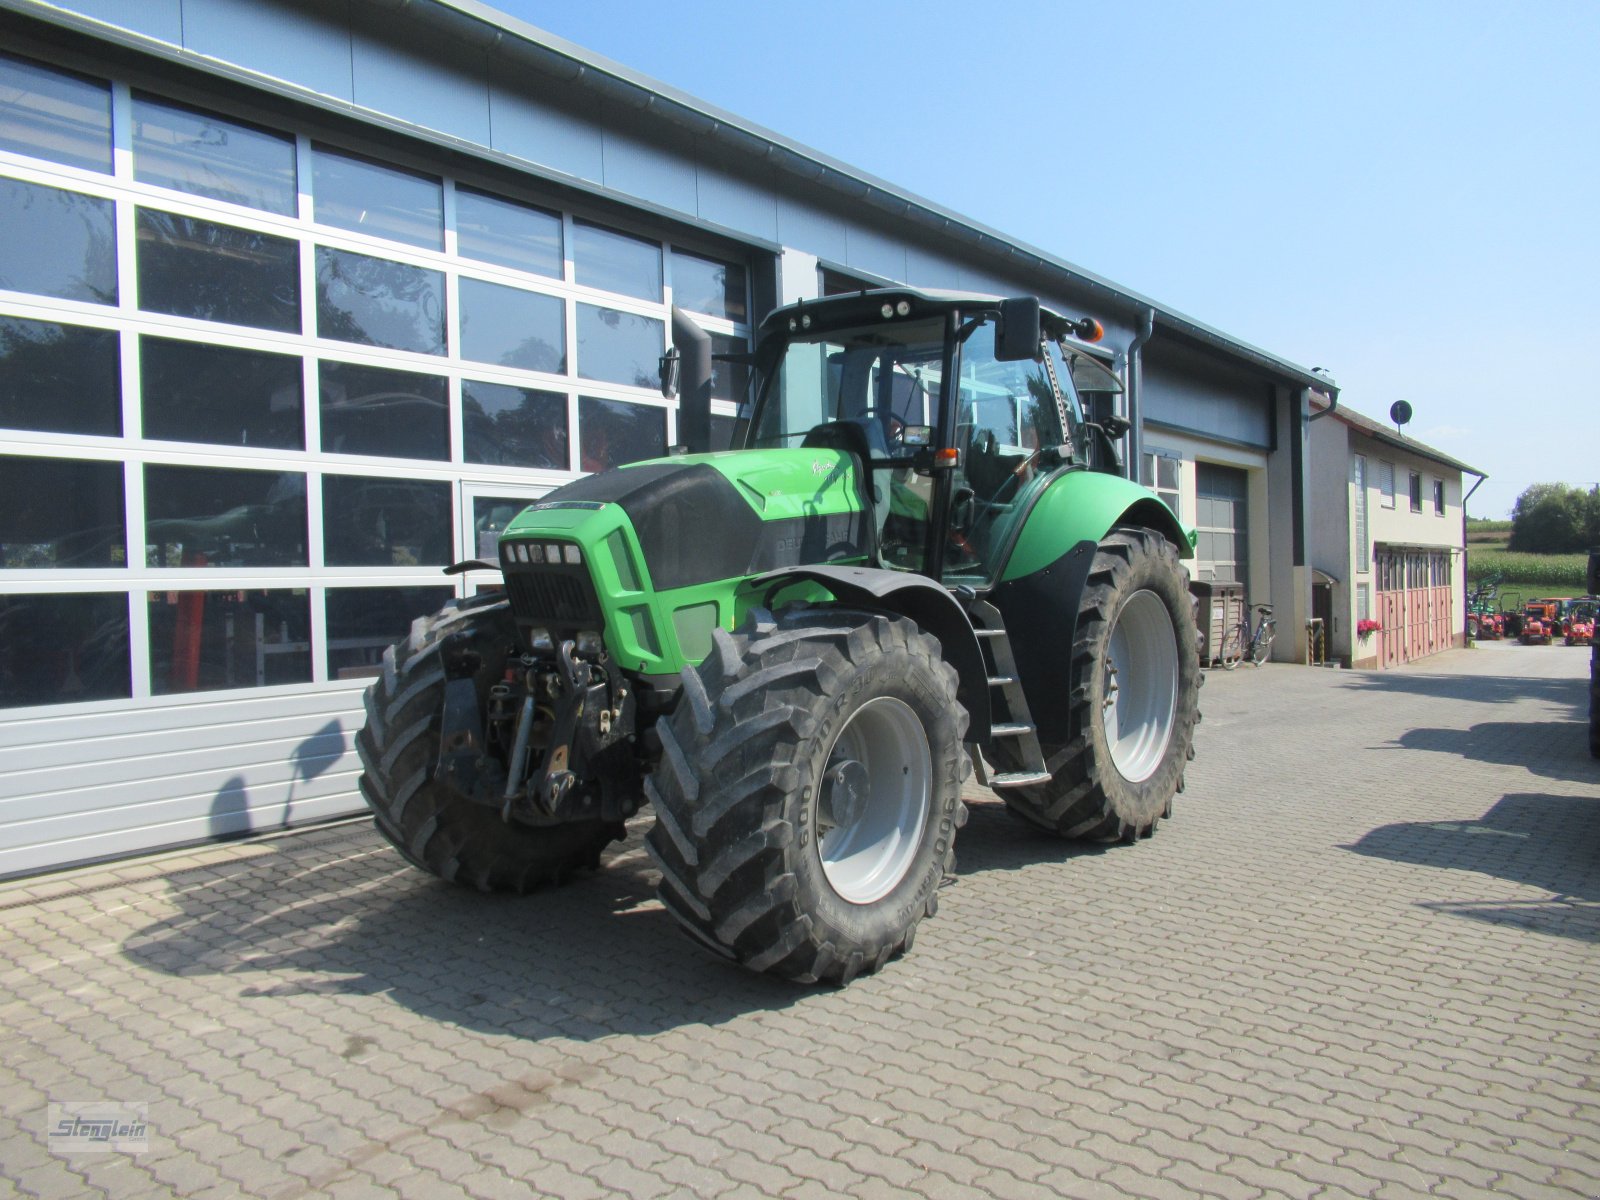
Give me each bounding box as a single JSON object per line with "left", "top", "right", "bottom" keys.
{"left": 120, "top": 794, "right": 1105, "bottom": 1041}
{"left": 1379, "top": 720, "right": 1600, "bottom": 786}
{"left": 1337, "top": 667, "right": 1588, "bottom": 715}
{"left": 1344, "top": 792, "right": 1600, "bottom": 944}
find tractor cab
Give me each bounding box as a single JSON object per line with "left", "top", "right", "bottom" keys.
{"left": 738, "top": 289, "right": 1123, "bottom": 588}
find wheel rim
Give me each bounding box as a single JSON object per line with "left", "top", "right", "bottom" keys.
{"left": 816, "top": 696, "right": 931, "bottom": 905}
{"left": 1103, "top": 589, "right": 1180, "bottom": 783}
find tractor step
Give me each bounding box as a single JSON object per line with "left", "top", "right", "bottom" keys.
{"left": 963, "top": 597, "right": 1051, "bottom": 784}
{"left": 989, "top": 771, "right": 1052, "bottom": 788}
{"left": 990, "top": 722, "right": 1035, "bottom": 737}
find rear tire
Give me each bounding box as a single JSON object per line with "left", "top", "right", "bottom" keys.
{"left": 645, "top": 608, "right": 968, "bottom": 984}
{"left": 356, "top": 595, "right": 622, "bottom": 892}
{"left": 1250, "top": 622, "right": 1275, "bottom": 666}
{"left": 1000, "top": 527, "right": 1201, "bottom": 842}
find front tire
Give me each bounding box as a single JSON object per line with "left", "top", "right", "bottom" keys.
{"left": 644, "top": 608, "right": 969, "bottom": 985}
{"left": 356, "top": 595, "right": 622, "bottom": 892}
{"left": 1000, "top": 527, "right": 1201, "bottom": 842}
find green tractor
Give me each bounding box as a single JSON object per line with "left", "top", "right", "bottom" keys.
{"left": 357, "top": 288, "right": 1202, "bottom": 984}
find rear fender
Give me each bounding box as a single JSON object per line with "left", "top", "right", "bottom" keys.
{"left": 745, "top": 565, "right": 991, "bottom": 742}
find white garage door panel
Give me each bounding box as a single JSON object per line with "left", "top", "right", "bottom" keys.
{"left": 0, "top": 790, "right": 366, "bottom": 881}
{"left": 0, "top": 691, "right": 370, "bottom": 879}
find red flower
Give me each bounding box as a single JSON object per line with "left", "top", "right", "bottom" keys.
{"left": 1356, "top": 619, "right": 1382, "bottom": 636}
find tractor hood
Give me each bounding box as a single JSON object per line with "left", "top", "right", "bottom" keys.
{"left": 506, "top": 449, "right": 869, "bottom": 593}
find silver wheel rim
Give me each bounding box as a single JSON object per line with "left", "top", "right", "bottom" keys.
{"left": 1103, "top": 589, "right": 1179, "bottom": 783}
{"left": 816, "top": 696, "right": 931, "bottom": 905}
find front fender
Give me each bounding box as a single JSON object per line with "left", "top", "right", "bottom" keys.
{"left": 745, "top": 564, "right": 991, "bottom": 742}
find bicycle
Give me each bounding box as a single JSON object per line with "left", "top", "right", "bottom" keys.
{"left": 1220, "top": 603, "right": 1275, "bottom": 669}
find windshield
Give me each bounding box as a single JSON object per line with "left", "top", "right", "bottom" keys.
{"left": 748, "top": 317, "right": 945, "bottom": 458}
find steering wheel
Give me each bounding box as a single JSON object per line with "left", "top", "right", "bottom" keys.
{"left": 858, "top": 406, "right": 904, "bottom": 444}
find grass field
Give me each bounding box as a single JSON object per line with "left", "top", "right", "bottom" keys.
{"left": 1467, "top": 548, "right": 1587, "bottom": 591}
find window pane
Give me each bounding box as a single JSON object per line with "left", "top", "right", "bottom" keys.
{"left": 315, "top": 246, "right": 445, "bottom": 355}
{"left": 459, "top": 278, "right": 565, "bottom": 373}
{"left": 148, "top": 588, "right": 310, "bottom": 695}
{"left": 576, "top": 303, "right": 663, "bottom": 389}
{"left": 579, "top": 396, "right": 666, "bottom": 473}
{"left": 672, "top": 250, "right": 746, "bottom": 322}
{"left": 326, "top": 585, "right": 454, "bottom": 679}
{"left": 456, "top": 187, "right": 561, "bottom": 277}
{"left": 0, "top": 316, "right": 120, "bottom": 436}
{"left": 708, "top": 332, "right": 749, "bottom": 403}
{"left": 0, "top": 178, "right": 116, "bottom": 303}
{"left": 136, "top": 208, "right": 299, "bottom": 331}
{"left": 312, "top": 144, "right": 442, "bottom": 250}
{"left": 0, "top": 592, "right": 129, "bottom": 708}
{"left": 144, "top": 465, "right": 307, "bottom": 567}
{"left": 472, "top": 498, "right": 536, "bottom": 559}
{"left": 132, "top": 93, "right": 296, "bottom": 215}
{"left": 1157, "top": 457, "right": 1180, "bottom": 490}
{"left": 573, "top": 221, "right": 660, "bottom": 302}
{"left": 0, "top": 53, "right": 111, "bottom": 173}
{"left": 141, "top": 337, "right": 303, "bottom": 450}
{"left": 709, "top": 412, "right": 736, "bottom": 451}
{"left": 318, "top": 360, "right": 447, "bottom": 461}
{"left": 0, "top": 456, "right": 124, "bottom": 568}
{"left": 322, "top": 475, "right": 452, "bottom": 567}
{"left": 462, "top": 380, "right": 567, "bottom": 469}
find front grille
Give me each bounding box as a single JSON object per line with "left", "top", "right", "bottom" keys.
{"left": 504, "top": 565, "right": 602, "bottom": 632}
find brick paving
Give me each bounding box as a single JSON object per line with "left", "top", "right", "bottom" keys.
{"left": 2, "top": 639, "right": 1597, "bottom": 1199}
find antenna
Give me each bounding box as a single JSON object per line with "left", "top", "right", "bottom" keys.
{"left": 1389, "top": 400, "right": 1413, "bottom": 433}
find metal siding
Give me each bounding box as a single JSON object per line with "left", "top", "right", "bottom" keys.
{"left": 695, "top": 163, "right": 778, "bottom": 242}
{"left": 487, "top": 85, "right": 604, "bottom": 182}
{"left": 904, "top": 243, "right": 952, "bottom": 289}
{"left": 0, "top": 690, "right": 367, "bottom": 878}
{"left": 601, "top": 128, "right": 696, "bottom": 217}
{"left": 775, "top": 196, "right": 847, "bottom": 264}
{"left": 1143, "top": 354, "right": 1271, "bottom": 448}
{"left": 181, "top": 0, "right": 356, "bottom": 102}
{"left": 844, "top": 222, "right": 906, "bottom": 284}
{"left": 56, "top": 0, "right": 182, "bottom": 43}
{"left": 349, "top": 23, "right": 491, "bottom": 146}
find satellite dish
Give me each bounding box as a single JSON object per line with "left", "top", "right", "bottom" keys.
{"left": 1389, "top": 400, "right": 1413, "bottom": 428}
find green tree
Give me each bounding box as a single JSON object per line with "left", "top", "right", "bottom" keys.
{"left": 1509, "top": 483, "right": 1591, "bottom": 553}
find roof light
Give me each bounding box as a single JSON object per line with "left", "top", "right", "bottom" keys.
{"left": 880, "top": 303, "right": 894, "bottom": 319}
{"left": 895, "top": 300, "right": 911, "bottom": 316}
{"left": 788, "top": 317, "right": 798, "bottom": 332}
{"left": 800, "top": 314, "right": 812, "bottom": 329}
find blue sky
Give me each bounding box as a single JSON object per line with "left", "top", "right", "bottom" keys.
{"left": 494, "top": 1, "right": 1598, "bottom": 518}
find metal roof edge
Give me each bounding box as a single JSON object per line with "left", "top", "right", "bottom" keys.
{"left": 1313, "top": 398, "right": 1486, "bottom": 479}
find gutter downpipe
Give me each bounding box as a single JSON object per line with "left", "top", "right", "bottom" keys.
{"left": 1124, "top": 307, "right": 1156, "bottom": 481}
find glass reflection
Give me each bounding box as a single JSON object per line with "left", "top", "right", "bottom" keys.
{"left": 148, "top": 589, "right": 310, "bottom": 694}
{"left": 0, "top": 178, "right": 116, "bottom": 304}
{"left": 708, "top": 332, "right": 749, "bottom": 403}
{"left": 462, "top": 381, "right": 567, "bottom": 469}
{"left": 312, "top": 145, "right": 442, "bottom": 250}
{"left": 133, "top": 94, "right": 296, "bottom": 215}
{"left": 136, "top": 208, "right": 299, "bottom": 331}
{"left": 576, "top": 303, "right": 663, "bottom": 390}
{"left": 321, "top": 475, "right": 452, "bottom": 567}
{"left": 318, "top": 360, "right": 448, "bottom": 461}
{"left": 0, "top": 592, "right": 129, "bottom": 708}
{"left": 141, "top": 337, "right": 303, "bottom": 450}
{"left": 0, "top": 316, "right": 120, "bottom": 437}
{"left": 672, "top": 250, "right": 747, "bottom": 322}
{"left": 472, "top": 497, "right": 535, "bottom": 560}
{"left": 459, "top": 278, "right": 564, "bottom": 373}
{"left": 316, "top": 247, "right": 445, "bottom": 355}
{"left": 143, "top": 465, "right": 307, "bottom": 567}
{"left": 325, "top": 585, "right": 452, "bottom": 679}
{"left": 0, "top": 456, "right": 125, "bottom": 568}
{"left": 456, "top": 187, "right": 562, "bottom": 277}
{"left": 573, "top": 221, "right": 661, "bottom": 302}
{"left": 579, "top": 397, "right": 666, "bottom": 473}
{"left": 0, "top": 53, "right": 112, "bottom": 173}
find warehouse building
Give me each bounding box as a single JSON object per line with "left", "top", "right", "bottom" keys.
{"left": 0, "top": 0, "right": 1337, "bottom": 876}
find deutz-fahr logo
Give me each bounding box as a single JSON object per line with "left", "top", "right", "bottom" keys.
{"left": 812, "top": 460, "right": 832, "bottom": 476}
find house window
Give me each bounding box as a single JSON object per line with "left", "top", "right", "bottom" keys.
{"left": 1433, "top": 479, "right": 1445, "bottom": 516}
{"left": 1409, "top": 471, "right": 1422, "bottom": 513}
{"left": 1140, "top": 451, "right": 1182, "bottom": 519}
{"left": 1352, "top": 455, "right": 1369, "bottom": 572}
{"left": 1356, "top": 582, "right": 1370, "bottom": 624}
{"left": 1378, "top": 460, "right": 1395, "bottom": 509}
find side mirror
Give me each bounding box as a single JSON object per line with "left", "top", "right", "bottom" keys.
{"left": 658, "top": 345, "right": 680, "bottom": 399}
{"left": 996, "top": 296, "right": 1041, "bottom": 362}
